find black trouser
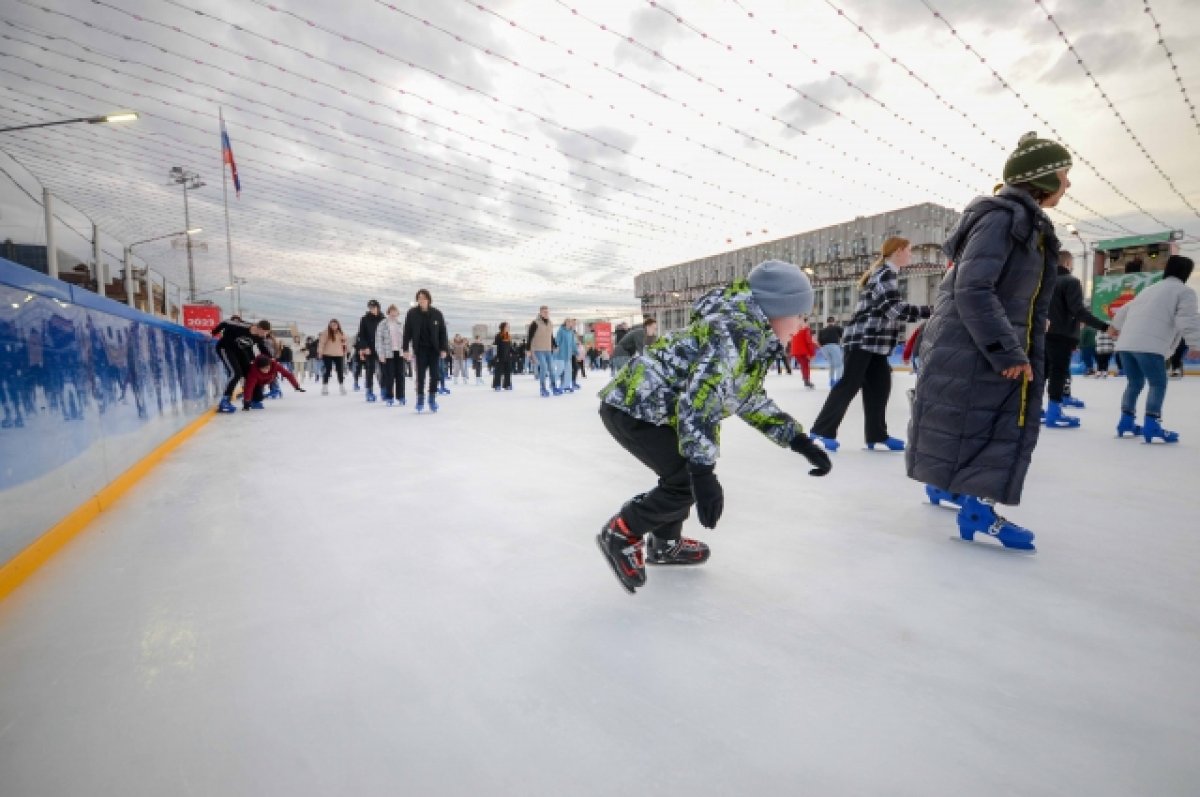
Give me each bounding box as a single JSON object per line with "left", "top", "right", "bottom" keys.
{"left": 1170, "top": 343, "right": 1187, "bottom": 371}
{"left": 473, "top": 358, "right": 482, "bottom": 378}
{"left": 810, "top": 348, "right": 892, "bottom": 443}
{"left": 381, "top": 353, "right": 405, "bottom": 400}
{"left": 360, "top": 351, "right": 380, "bottom": 391}
{"left": 573, "top": 357, "right": 586, "bottom": 381}
{"left": 414, "top": 349, "right": 439, "bottom": 398}
{"left": 1097, "top": 352, "right": 1112, "bottom": 371}
{"left": 1045, "top": 334, "right": 1075, "bottom": 402}
{"left": 492, "top": 359, "right": 512, "bottom": 389}
{"left": 322, "top": 355, "right": 344, "bottom": 384}
{"left": 218, "top": 345, "right": 249, "bottom": 399}
{"left": 600, "top": 404, "right": 687, "bottom": 542}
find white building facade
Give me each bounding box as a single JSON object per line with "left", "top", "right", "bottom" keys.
{"left": 635, "top": 203, "right": 962, "bottom": 333}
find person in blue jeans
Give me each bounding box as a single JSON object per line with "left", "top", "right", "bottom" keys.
{"left": 527, "top": 305, "right": 561, "bottom": 396}
{"left": 554, "top": 318, "right": 578, "bottom": 393}
{"left": 1111, "top": 255, "right": 1200, "bottom": 443}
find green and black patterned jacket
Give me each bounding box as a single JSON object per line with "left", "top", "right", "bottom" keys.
{"left": 600, "top": 279, "right": 802, "bottom": 466}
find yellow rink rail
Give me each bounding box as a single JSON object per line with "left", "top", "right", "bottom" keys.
{"left": 0, "top": 408, "right": 216, "bottom": 603}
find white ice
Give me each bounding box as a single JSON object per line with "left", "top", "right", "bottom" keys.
{"left": 1, "top": 370, "right": 1197, "bottom": 796}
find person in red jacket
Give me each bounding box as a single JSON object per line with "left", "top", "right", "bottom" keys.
{"left": 790, "top": 324, "right": 817, "bottom": 389}
{"left": 242, "top": 355, "right": 304, "bottom": 410}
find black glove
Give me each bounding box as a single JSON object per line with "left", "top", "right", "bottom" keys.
{"left": 295, "top": 387, "right": 306, "bottom": 393}
{"left": 687, "top": 462, "right": 724, "bottom": 529}
{"left": 791, "top": 434, "right": 833, "bottom": 477}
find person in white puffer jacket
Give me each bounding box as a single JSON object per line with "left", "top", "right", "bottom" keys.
{"left": 1111, "top": 255, "right": 1200, "bottom": 443}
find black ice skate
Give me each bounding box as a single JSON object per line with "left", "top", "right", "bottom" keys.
{"left": 646, "top": 533, "right": 711, "bottom": 565}
{"left": 596, "top": 515, "right": 645, "bottom": 594}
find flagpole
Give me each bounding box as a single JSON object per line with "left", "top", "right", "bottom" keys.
{"left": 219, "top": 107, "right": 239, "bottom": 317}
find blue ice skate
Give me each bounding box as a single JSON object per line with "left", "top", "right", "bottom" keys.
{"left": 1061, "top": 395, "right": 1086, "bottom": 409}
{"left": 1043, "top": 400, "right": 1080, "bottom": 428}
{"left": 540, "top": 387, "right": 550, "bottom": 398}
{"left": 809, "top": 434, "right": 839, "bottom": 453}
{"left": 385, "top": 398, "right": 395, "bottom": 407}
{"left": 268, "top": 386, "right": 282, "bottom": 400}
{"left": 430, "top": 396, "right": 439, "bottom": 413}
{"left": 925, "top": 485, "right": 964, "bottom": 508}
{"left": 956, "top": 496, "right": 1036, "bottom": 551}
{"left": 416, "top": 395, "right": 425, "bottom": 413}
{"left": 248, "top": 401, "right": 265, "bottom": 410}
{"left": 1116, "top": 412, "right": 1142, "bottom": 438}
{"left": 366, "top": 390, "right": 377, "bottom": 403}
{"left": 217, "top": 397, "right": 238, "bottom": 414}
{"left": 867, "top": 437, "right": 905, "bottom": 451}
{"left": 1142, "top": 416, "right": 1179, "bottom": 444}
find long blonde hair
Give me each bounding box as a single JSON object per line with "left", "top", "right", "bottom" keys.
{"left": 858, "top": 237, "right": 910, "bottom": 287}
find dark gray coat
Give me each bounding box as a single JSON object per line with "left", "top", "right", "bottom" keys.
{"left": 906, "top": 188, "right": 1059, "bottom": 506}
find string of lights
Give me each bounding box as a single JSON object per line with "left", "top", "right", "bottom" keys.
{"left": 918, "top": 0, "right": 1183, "bottom": 231}
{"left": 0, "top": 102, "right": 644, "bottom": 292}
{"left": 631, "top": 0, "right": 1135, "bottom": 236}
{"left": 1141, "top": 0, "right": 1200, "bottom": 138}
{"left": 1028, "top": 0, "right": 1200, "bottom": 220}
{"left": 0, "top": 30, "right": 701, "bottom": 253}
{"left": 155, "top": 0, "right": 797, "bottom": 217}
{"left": 0, "top": 122, "right": 641, "bottom": 294}
{"left": 84, "top": 0, "right": 755, "bottom": 222}
{"left": 8, "top": 4, "right": 727, "bottom": 234}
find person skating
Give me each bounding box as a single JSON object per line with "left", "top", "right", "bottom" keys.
{"left": 241, "top": 355, "right": 304, "bottom": 410}
{"left": 1110, "top": 255, "right": 1200, "bottom": 443}
{"left": 451, "top": 334, "right": 469, "bottom": 386}
{"left": 595, "top": 261, "right": 831, "bottom": 594}
{"left": 554, "top": 318, "right": 578, "bottom": 393}
{"left": 402, "top": 289, "right": 449, "bottom": 413}
{"left": 212, "top": 317, "right": 270, "bottom": 413}
{"left": 355, "top": 299, "right": 385, "bottom": 402}
{"left": 528, "top": 306, "right": 561, "bottom": 396}
{"left": 809, "top": 238, "right": 932, "bottom": 452}
{"left": 790, "top": 323, "right": 817, "bottom": 388}
{"left": 908, "top": 131, "right": 1073, "bottom": 551}
{"left": 817, "top": 317, "right": 844, "bottom": 387}
{"left": 375, "top": 304, "right": 407, "bottom": 407}
{"left": 492, "top": 323, "right": 514, "bottom": 391}
{"left": 469, "top": 335, "right": 486, "bottom": 385}
{"left": 318, "top": 319, "right": 349, "bottom": 395}
{"left": 1043, "top": 250, "right": 1110, "bottom": 428}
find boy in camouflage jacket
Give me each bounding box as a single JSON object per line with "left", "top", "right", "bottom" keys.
{"left": 596, "top": 261, "right": 832, "bottom": 594}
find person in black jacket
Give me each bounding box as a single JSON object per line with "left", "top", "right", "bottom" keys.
{"left": 492, "top": 322, "right": 514, "bottom": 391}
{"left": 212, "top": 317, "right": 270, "bottom": 413}
{"left": 1043, "top": 251, "right": 1110, "bottom": 428}
{"left": 402, "top": 288, "right": 449, "bottom": 412}
{"left": 469, "top": 335, "right": 486, "bottom": 384}
{"left": 355, "top": 299, "right": 385, "bottom": 402}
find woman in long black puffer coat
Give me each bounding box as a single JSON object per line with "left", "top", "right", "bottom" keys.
{"left": 907, "top": 132, "right": 1072, "bottom": 552}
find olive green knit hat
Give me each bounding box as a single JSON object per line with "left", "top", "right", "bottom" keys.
{"left": 1002, "top": 131, "right": 1072, "bottom": 193}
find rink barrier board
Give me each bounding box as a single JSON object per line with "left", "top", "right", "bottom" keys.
{"left": 0, "top": 406, "right": 215, "bottom": 603}
{"left": 0, "top": 256, "right": 221, "bottom": 601}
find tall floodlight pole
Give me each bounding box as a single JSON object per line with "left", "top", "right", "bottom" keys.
{"left": 168, "top": 167, "right": 204, "bottom": 302}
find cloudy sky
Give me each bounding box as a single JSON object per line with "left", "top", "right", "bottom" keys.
{"left": 0, "top": 0, "right": 1197, "bottom": 335}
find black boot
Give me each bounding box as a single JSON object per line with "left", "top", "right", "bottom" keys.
{"left": 596, "top": 514, "right": 645, "bottom": 594}
{"left": 646, "top": 533, "right": 711, "bottom": 565}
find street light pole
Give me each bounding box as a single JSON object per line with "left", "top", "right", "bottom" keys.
{"left": 0, "top": 112, "right": 138, "bottom": 134}
{"left": 168, "top": 167, "right": 204, "bottom": 304}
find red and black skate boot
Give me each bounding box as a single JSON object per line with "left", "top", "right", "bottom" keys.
{"left": 646, "top": 533, "right": 711, "bottom": 565}
{"left": 596, "top": 515, "right": 645, "bottom": 594}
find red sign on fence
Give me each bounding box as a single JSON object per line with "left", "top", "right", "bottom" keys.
{"left": 592, "top": 322, "right": 613, "bottom": 354}
{"left": 182, "top": 304, "right": 222, "bottom": 334}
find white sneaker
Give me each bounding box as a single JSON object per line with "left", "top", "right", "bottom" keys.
{"left": 321, "top": 384, "right": 329, "bottom": 395}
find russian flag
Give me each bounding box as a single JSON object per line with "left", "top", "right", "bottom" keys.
{"left": 220, "top": 110, "right": 241, "bottom": 197}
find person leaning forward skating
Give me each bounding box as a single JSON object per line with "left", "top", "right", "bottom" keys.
{"left": 907, "top": 131, "right": 1072, "bottom": 552}
{"left": 595, "top": 261, "right": 832, "bottom": 595}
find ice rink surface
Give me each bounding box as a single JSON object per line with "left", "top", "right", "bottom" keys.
{"left": 1, "top": 369, "right": 1197, "bottom": 796}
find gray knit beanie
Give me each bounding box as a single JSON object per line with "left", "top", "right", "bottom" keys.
{"left": 747, "top": 260, "right": 814, "bottom": 319}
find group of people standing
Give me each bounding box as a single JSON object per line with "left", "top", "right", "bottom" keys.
{"left": 310, "top": 293, "right": 450, "bottom": 413}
